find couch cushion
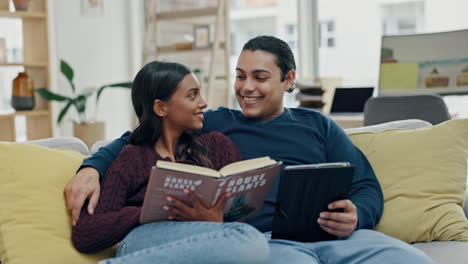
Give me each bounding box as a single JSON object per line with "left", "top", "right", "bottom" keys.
{"left": 26, "top": 137, "right": 89, "bottom": 155}
{"left": 344, "top": 119, "right": 432, "bottom": 134}
{"left": 412, "top": 241, "right": 468, "bottom": 264}
{"left": 0, "top": 142, "right": 115, "bottom": 264}
{"left": 348, "top": 119, "right": 468, "bottom": 243}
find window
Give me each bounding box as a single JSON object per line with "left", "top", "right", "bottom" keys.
{"left": 381, "top": 1, "right": 424, "bottom": 35}
{"left": 319, "top": 21, "right": 335, "bottom": 48}
{"left": 229, "top": 0, "right": 299, "bottom": 107}
{"left": 316, "top": 0, "right": 468, "bottom": 117}
{"left": 285, "top": 24, "right": 297, "bottom": 50}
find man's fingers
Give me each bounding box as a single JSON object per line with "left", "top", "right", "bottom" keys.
{"left": 317, "top": 217, "right": 350, "bottom": 231}
{"left": 328, "top": 199, "right": 355, "bottom": 212}
{"left": 71, "top": 193, "right": 87, "bottom": 225}
{"left": 319, "top": 211, "right": 356, "bottom": 223}
{"left": 65, "top": 188, "right": 75, "bottom": 210}
{"left": 87, "top": 189, "right": 100, "bottom": 215}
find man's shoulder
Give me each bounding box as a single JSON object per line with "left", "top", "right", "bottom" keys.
{"left": 286, "top": 107, "right": 330, "bottom": 123}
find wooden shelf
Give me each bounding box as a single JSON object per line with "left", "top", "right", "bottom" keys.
{"left": 156, "top": 7, "right": 218, "bottom": 21}
{"left": 157, "top": 46, "right": 210, "bottom": 54}
{"left": 0, "top": 109, "right": 50, "bottom": 118}
{"left": 0, "top": 1, "right": 52, "bottom": 142}
{"left": 0, "top": 10, "right": 46, "bottom": 19}
{"left": 157, "top": 42, "right": 225, "bottom": 54}
{"left": 0, "top": 62, "right": 48, "bottom": 67}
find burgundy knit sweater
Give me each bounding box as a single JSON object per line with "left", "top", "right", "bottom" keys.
{"left": 72, "top": 131, "right": 242, "bottom": 253}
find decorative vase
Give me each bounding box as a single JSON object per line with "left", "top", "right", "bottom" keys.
{"left": 73, "top": 121, "right": 106, "bottom": 149}
{"left": 13, "top": 0, "right": 31, "bottom": 11}
{"left": 12, "top": 71, "right": 35, "bottom": 111}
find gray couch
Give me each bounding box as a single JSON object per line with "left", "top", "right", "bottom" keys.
{"left": 27, "top": 119, "right": 468, "bottom": 264}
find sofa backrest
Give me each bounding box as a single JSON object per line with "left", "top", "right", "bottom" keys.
{"left": 25, "top": 119, "right": 467, "bottom": 218}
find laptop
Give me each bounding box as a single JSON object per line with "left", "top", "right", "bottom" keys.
{"left": 330, "top": 87, "right": 374, "bottom": 113}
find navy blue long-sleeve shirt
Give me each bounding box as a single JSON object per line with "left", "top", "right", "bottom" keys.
{"left": 83, "top": 107, "right": 383, "bottom": 232}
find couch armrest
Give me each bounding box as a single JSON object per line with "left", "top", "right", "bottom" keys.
{"left": 25, "top": 137, "right": 89, "bottom": 155}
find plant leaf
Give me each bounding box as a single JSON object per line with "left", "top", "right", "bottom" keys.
{"left": 79, "top": 87, "right": 96, "bottom": 98}
{"left": 96, "top": 82, "right": 132, "bottom": 105}
{"left": 60, "top": 59, "right": 76, "bottom": 93}
{"left": 36, "top": 88, "right": 70, "bottom": 102}
{"left": 57, "top": 101, "right": 73, "bottom": 124}
{"left": 73, "top": 95, "right": 87, "bottom": 114}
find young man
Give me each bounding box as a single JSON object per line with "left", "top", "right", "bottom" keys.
{"left": 66, "top": 36, "right": 434, "bottom": 263}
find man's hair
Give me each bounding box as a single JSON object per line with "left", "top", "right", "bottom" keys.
{"left": 242, "top": 35, "right": 296, "bottom": 81}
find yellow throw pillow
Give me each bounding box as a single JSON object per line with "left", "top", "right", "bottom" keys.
{"left": 0, "top": 142, "right": 116, "bottom": 264}
{"left": 348, "top": 118, "right": 468, "bottom": 243}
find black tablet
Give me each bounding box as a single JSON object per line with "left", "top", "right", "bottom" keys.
{"left": 272, "top": 162, "right": 355, "bottom": 242}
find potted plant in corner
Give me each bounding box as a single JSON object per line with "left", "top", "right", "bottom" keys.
{"left": 37, "top": 59, "right": 132, "bottom": 148}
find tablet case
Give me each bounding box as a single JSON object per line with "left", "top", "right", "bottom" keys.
{"left": 272, "top": 162, "right": 355, "bottom": 242}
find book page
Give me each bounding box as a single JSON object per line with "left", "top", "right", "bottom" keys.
{"left": 219, "top": 157, "right": 276, "bottom": 177}
{"left": 156, "top": 160, "right": 220, "bottom": 178}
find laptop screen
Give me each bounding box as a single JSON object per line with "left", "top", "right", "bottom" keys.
{"left": 330, "top": 87, "right": 374, "bottom": 113}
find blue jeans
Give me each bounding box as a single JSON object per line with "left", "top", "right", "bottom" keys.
{"left": 265, "top": 230, "right": 434, "bottom": 264}
{"left": 99, "top": 222, "right": 434, "bottom": 264}
{"left": 98, "top": 221, "right": 269, "bottom": 264}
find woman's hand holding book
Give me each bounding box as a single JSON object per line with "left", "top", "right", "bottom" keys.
{"left": 163, "top": 189, "right": 232, "bottom": 222}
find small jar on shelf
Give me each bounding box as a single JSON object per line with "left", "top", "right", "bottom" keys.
{"left": 11, "top": 71, "right": 35, "bottom": 111}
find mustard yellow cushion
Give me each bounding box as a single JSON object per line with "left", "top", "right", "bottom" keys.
{"left": 0, "top": 142, "right": 115, "bottom": 264}
{"left": 348, "top": 118, "right": 468, "bottom": 243}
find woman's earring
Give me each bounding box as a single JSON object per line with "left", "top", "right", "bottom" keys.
{"left": 287, "top": 82, "right": 296, "bottom": 93}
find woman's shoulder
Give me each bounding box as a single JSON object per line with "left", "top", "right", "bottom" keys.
{"left": 199, "top": 131, "right": 242, "bottom": 169}
{"left": 200, "top": 131, "right": 239, "bottom": 155}
{"left": 118, "top": 144, "right": 147, "bottom": 158}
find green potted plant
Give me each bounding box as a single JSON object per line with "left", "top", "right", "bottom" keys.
{"left": 37, "top": 59, "right": 132, "bottom": 148}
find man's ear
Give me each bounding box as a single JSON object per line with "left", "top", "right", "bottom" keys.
{"left": 153, "top": 99, "right": 168, "bottom": 117}
{"left": 284, "top": 70, "right": 296, "bottom": 93}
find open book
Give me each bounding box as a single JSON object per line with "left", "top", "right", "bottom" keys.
{"left": 140, "top": 157, "right": 282, "bottom": 224}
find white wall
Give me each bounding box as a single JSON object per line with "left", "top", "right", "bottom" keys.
{"left": 318, "top": 0, "right": 382, "bottom": 86}
{"left": 50, "top": 0, "right": 143, "bottom": 140}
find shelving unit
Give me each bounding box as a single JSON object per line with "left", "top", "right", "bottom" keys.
{"left": 296, "top": 78, "right": 342, "bottom": 115}
{"left": 145, "top": 0, "right": 232, "bottom": 108}
{"left": 0, "top": 0, "right": 52, "bottom": 141}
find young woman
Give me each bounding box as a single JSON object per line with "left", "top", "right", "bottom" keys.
{"left": 71, "top": 61, "right": 269, "bottom": 264}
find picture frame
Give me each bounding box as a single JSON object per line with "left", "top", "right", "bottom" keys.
{"left": 193, "top": 25, "right": 211, "bottom": 49}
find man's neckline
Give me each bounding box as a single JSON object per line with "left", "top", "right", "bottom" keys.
{"left": 241, "top": 108, "right": 290, "bottom": 124}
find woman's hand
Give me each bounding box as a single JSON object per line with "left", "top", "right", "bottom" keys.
{"left": 317, "top": 199, "right": 358, "bottom": 238}
{"left": 164, "top": 189, "right": 230, "bottom": 222}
